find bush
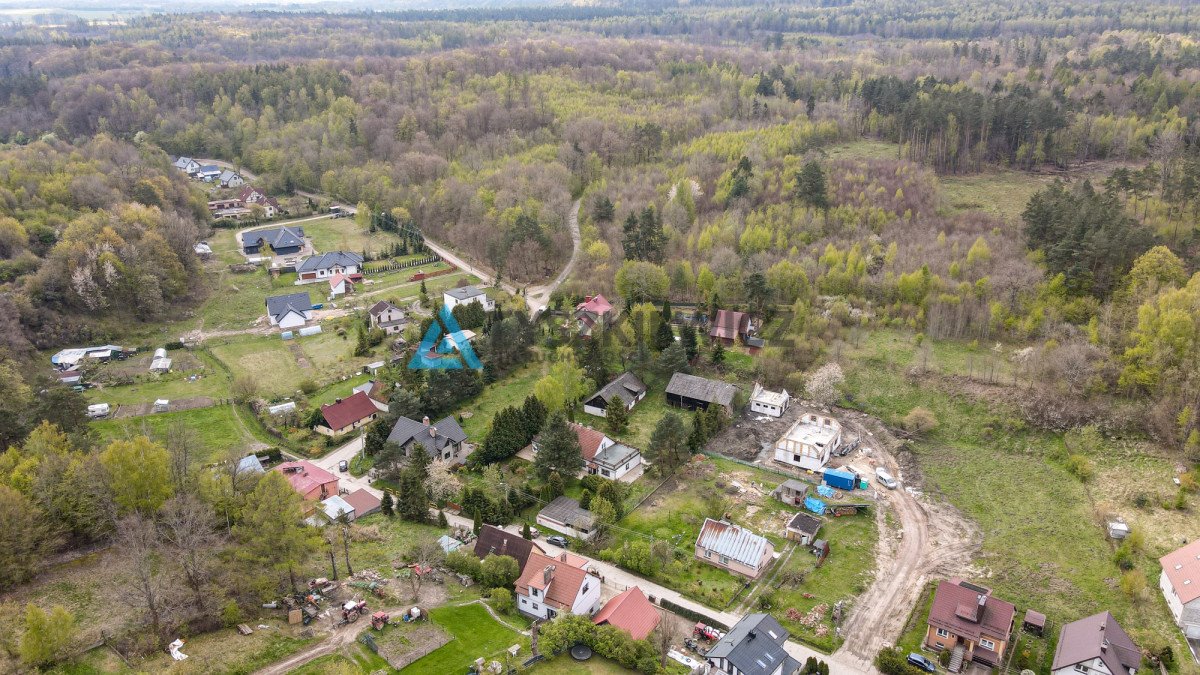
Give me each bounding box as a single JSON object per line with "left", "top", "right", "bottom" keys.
{"left": 1120, "top": 569, "right": 1147, "bottom": 599}
{"left": 488, "top": 587, "right": 514, "bottom": 615}
{"left": 221, "top": 599, "right": 243, "bottom": 627}
{"left": 445, "top": 549, "right": 481, "bottom": 578}
{"left": 479, "top": 554, "right": 520, "bottom": 588}
{"left": 938, "top": 649, "right": 951, "bottom": 667}
{"left": 299, "top": 379, "right": 318, "bottom": 395}
{"left": 1065, "top": 454, "right": 1094, "bottom": 482}
{"left": 875, "top": 648, "right": 926, "bottom": 675}
{"left": 901, "top": 407, "right": 937, "bottom": 434}
{"left": 1112, "top": 543, "right": 1135, "bottom": 570}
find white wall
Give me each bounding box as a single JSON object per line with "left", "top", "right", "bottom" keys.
{"left": 276, "top": 311, "right": 309, "bottom": 329}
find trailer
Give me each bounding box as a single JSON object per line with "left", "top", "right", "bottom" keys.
{"left": 829, "top": 503, "right": 872, "bottom": 517}
{"left": 823, "top": 468, "right": 857, "bottom": 491}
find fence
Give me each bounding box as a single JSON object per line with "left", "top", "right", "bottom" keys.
{"left": 364, "top": 255, "right": 440, "bottom": 275}
{"left": 657, "top": 598, "right": 729, "bottom": 631}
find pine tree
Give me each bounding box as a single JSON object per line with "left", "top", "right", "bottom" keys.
{"left": 578, "top": 488, "right": 593, "bottom": 510}
{"left": 710, "top": 341, "right": 726, "bottom": 365}
{"left": 546, "top": 471, "right": 566, "bottom": 500}
{"left": 606, "top": 399, "right": 630, "bottom": 434}
{"left": 397, "top": 450, "right": 431, "bottom": 522}
{"left": 381, "top": 491, "right": 394, "bottom": 517}
{"left": 19, "top": 604, "right": 75, "bottom": 669}
{"left": 656, "top": 343, "right": 690, "bottom": 378}
{"left": 522, "top": 521, "right": 532, "bottom": 539}
{"left": 660, "top": 300, "right": 673, "bottom": 322}
{"left": 653, "top": 320, "right": 675, "bottom": 352}
{"left": 533, "top": 411, "right": 583, "bottom": 479}
{"left": 472, "top": 509, "right": 482, "bottom": 535}
{"left": 795, "top": 161, "right": 830, "bottom": 213}
{"left": 236, "top": 472, "right": 318, "bottom": 592}
{"left": 437, "top": 509, "right": 448, "bottom": 527}
{"left": 679, "top": 323, "right": 699, "bottom": 361}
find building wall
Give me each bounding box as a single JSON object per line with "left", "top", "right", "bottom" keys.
{"left": 443, "top": 293, "right": 495, "bottom": 311}
{"left": 694, "top": 542, "right": 773, "bottom": 579}
{"left": 299, "top": 480, "right": 338, "bottom": 501}
{"left": 597, "top": 453, "right": 641, "bottom": 481}
{"left": 275, "top": 311, "right": 309, "bottom": 329}
{"left": 571, "top": 578, "right": 602, "bottom": 616}
{"left": 773, "top": 445, "right": 828, "bottom": 472}
{"left": 1051, "top": 656, "right": 1116, "bottom": 675}
{"left": 751, "top": 399, "right": 787, "bottom": 417}
{"left": 536, "top": 514, "right": 595, "bottom": 541}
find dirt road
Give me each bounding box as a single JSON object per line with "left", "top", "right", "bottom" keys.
{"left": 524, "top": 197, "right": 582, "bottom": 318}
{"left": 251, "top": 602, "right": 412, "bottom": 675}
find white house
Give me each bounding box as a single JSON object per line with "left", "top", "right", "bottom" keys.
{"left": 443, "top": 285, "right": 494, "bottom": 312}
{"left": 705, "top": 614, "right": 800, "bottom": 675}
{"left": 368, "top": 300, "right": 407, "bottom": 335}
{"left": 750, "top": 383, "right": 790, "bottom": 417}
{"left": 1050, "top": 611, "right": 1140, "bottom": 675}
{"left": 296, "top": 252, "right": 363, "bottom": 284}
{"left": 196, "top": 164, "right": 222, "bottom": 181}
{"left": 532, "top": 423, "right": 641, "bottom": 482}
{"left": 219, "top": 169, "right": 245, "bottom": 188}
{"left": 328, "top": 274, "right": 351, "bottom": 297}
{"left": 174, "top": 157, "right": 200, "bottom": 174}
{"left": 1160, "top": 539, "right": 1200, "bottom": 639}
{"left": 266, "top": 292, "right": 313, "bottom": 329}
{"left": 773, "top": 413, "right": 842, "bottom": 472}
{"left": 583, "top": 372, "right": 647, "bottom": 418}
{"left": 515, "top": 551, "right": 601, "bottom": 620}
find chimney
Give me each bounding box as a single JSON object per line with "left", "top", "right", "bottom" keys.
{"left": 422, "top": 415, "right": 431, "bottom": 426}
{"left": 430, "top": 426, "right": 438, "bottom": 438}
{"left": 560, "top": 552, "right": 568, "bottom": 562}
{"left": 335, "top": 398, "right": 342, "bottom": 404}
{"left": 1100, "top": 639, "right": 1109, "bottom": 653}
{"left": 543, "top": 565, "right": 555, "bottom": 585}
{"left": 748, "top": 631, "right": 757, "bottom": 641}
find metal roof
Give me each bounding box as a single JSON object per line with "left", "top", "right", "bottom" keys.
{"left": 593, "top": 442, "right": 640, "bottom": 469}
{"left": 297, "top": 251, "right": 363, "bottom": 273}
{"left": 696, "top": 518, "right": 770, "bottom": 569}
{"left": 444, "top": 285, "right": 485, "bottom": 300}
{"left": 704, "top": 614, "right": 797, "bottom": 675}
{"left": 588, "top": 372, "right": 647, "bottom": 408}
{"left": 538, "top": 496, "right": 595, "bottom": 529}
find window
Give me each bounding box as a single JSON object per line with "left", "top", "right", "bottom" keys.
{"left": 532, "top": 603, "right": 539, "bottom": 610}
{"left": 936, "top": 628, "right": 950, "bottom": 638}
{"left": 1074, "top": 666, "right": 1090, "bottom": 674}
{"left": 582, "top": 583, "right": 589, "bottom": 593}
{"left": 520, "top": 598, "right": 527, "bottom": 606}
{"left": 601, "top": 469, "right": 610, "bottom": 477}
{"left": 980, "top": 638, "right": 996, "bottom": 651}
{"left": 704, "top": 549, "right": 712, "bottom": 559}
{"left": 719, "top": 555, "right": 729, "bottom": 565}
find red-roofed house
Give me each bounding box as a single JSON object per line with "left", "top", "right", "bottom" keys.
{"left": 925, "top": 579, "right": 1016, "bottom": 671}
{"left": 1160, "top": 539, "right": 1200, "bottom": 640}
{"left": 709, "top": 309, "right": 752, "bottom": 345}
{"left": 593, "top": 587, "right": 660, "bottom": 640}
{"left": 275, "top": 461, "right": 339, "bottom": 501}
{"left": 531, "top": 422, "right": 642, "bottom": 481}
{"left": 315, "top": 391, "right": 381, "bottom": 436}
{"left": 329, "top": 273, "right": 352, "bottom": 297}
{"left": 574, "top": 295, "right": 615, "bottom": 336}
{"left": 515, "top": 551, "right": 601, "bottom": 620}
{"left": 343, "top": 488, "right": 383, "bottom": 519}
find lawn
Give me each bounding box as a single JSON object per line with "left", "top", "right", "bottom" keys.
{"left": 401, "top": 603, "right": 529, "bottom": 675}
{"left": 85, "top": 350, "right": 231, "bottom": 406}
{"left": 288, "top": 642, "right": 391, "bottom": 675}
{"left": 131, "top": 621, "right": 314, "bottom": 674}
{"left": 824, "top": 139, "right": 903, "bottom": 162}
{"left": 186, "top": 268, "right": 304, "bottom": 334}
{"left": 90, "top": 404, "right": 273, "bottom": 463}
{"left": 208, "top": 331, "right": 389, "bottom": 398}
{"left": 456, "top": 361, "right": 550, "bottom": 440}
{"left": 303, "top": 216, "right": 407, "bottom": 257}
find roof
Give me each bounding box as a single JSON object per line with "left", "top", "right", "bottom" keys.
{"left": 438, "top": 534, "right": 464, "bottom": 553}
{"left": 745, "top": 336, "right": 766, "bottom": 348}
{"left": 198, "top": 164, "right": 220, "bottom": 173}
{"left": 444, "top": 285, "right": 485, "bottom": 301}
{"left": 569, "top": 423, "right": 609, "bottom": 461}
{"left": 575, "top": 294, "right": 614, "bottom": 315}
{"left": 709, "top": 309, "right": 751, "bottom": 340}
{"left": 593, "top": 442, "right": 640, "bottom": 470}
{"left": 1052, "top": 611, "right": 1140, "bottom": 674}
{"left": 245, "top": 225, "right": 305, "bottom": 250}
{"left": 473, "top": 524, "right": 544, "bottom": 570}
{"left": 386, "top": 415, "right": 468, "bottom": 457}
{"left": 928, "top": 580, "right": 1015, "bottom": 645}
{"left": 666, "top": 372, "right": 737, "bottom": 407}
{"left": 237, "top": 454, "right": 265, "bottom": 475}
{"left": 274, "top": 461, "right": 337, "bottom": 496}
{"left": 343, "top": 488, "right": 381, "bottom": 516}
{"left": 369, "top": 300, "right": 401, "bottom": 317}
{"left": 705, "top": 614, "right": 798, "bottom": 675}
{"left": 787, "top": 512, "right": 822, "bottom": 536}
{"left": 1161, "top": 539, "right": 1200, "bottom": 605}
{"left": 320, "top": 495, "right": 355, "bottom": 521}
{"left": 266, "top": 292, "right": 313, "bottom": 322}
{"left": 298, "top": 251, "right": 364, "bottom": 273}
{"left": 593, "top": 587, "right": 660, "bottom": 640}
{"left": 319, "top": 391, "right": 378, "bottom": 430}
{"left": 219, "top": 169, "right": 239, "bottom": 180}
{"left": 538, "top": 496, "right": 596, "bottom": 529}
{"left": 1024, "top": 609, "right": 1046, "bottom": 628}
{"left": 696, "top": 518, "right": 771, "bottom": 569}
{"left": 775, "top": 479, "right": 809, "bottom": 495}
{"left": 588, "top": 372, "right": 647, "bottom": 408}
{"left": 751, "top": 384, "right": 789, "bottom": 407}
{"left": 516, "top": 551, "right": 590, "bottom": 611}
{"left": 329, "top": 273, "right": 351, "bottom": 289}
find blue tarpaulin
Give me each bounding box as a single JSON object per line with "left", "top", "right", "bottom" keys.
{"left": 817, "top": 485, "right": 836, "bottom": 499}
{"left": 804, "top": 496, "right": 826, "bottom": 515}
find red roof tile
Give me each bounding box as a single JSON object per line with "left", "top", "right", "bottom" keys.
{"left": 1161, "top": 539, "right": 1200, "bottom": 604}
{"left": 320, "top": 391, "right": 378, "bottom": 431}
{"left": 928, "top": 580, "right": 1015, "bottom": 644}
{"left": 343, "top": 488, "right": 382, "bottom": 516}
{"left": 569, "top": 423, "right": 609, "bottom": 461}
{"left": 709, "top": 310, "right": 750, "bottom": 340}
{"left": 274, "top": 461, "right": 338, "bottom": 499}
{"left": 516, "top": 552, "right": 589, "bottom": 611}
{"left": 594, "top": 587, "right": 660, "bottom": 640}
{"left": 576, "top": 295, "right": 613, "bottom": 315}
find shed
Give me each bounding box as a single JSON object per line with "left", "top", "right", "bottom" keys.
{"left": 771, "top": 478, "right": 809, "bottom": 506}
{"left": 319, "top": 495, "right": 355, "bottom": 522}
{"left": 536, "top": 496, "right": 597, "bottom": 541}
{"left": 268, "top": 401, "right": 297, "bottom": 415}
{"left": 298, "top": 325, "right": 323, "bottom": 337}
{"left": 664, "top": 372, "right": 737, "bottom": 414}
{"left": 438, "top": 535, "right": 464, "bottom": 554}
{"left": 153, "top": 399, "right": 170, "bottom": 413}
{"left": 785, "top": 512, "right": 822, "bottom": 545}
{"left": 1022, "top": 609, "right": 1046, "bottom": 637}
{"left": 811, "top": 539, "right": 830, "bottom": 562}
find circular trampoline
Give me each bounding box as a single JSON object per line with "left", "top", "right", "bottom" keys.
{"left": 570, "top": 643, "right": 593, "bottom": 661}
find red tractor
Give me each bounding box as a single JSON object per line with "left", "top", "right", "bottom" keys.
{"left": 341, "top": 600, "right": 368, "bottom": 624}
{"left": 371, "top": 611, "right": 389, "bottom": 630}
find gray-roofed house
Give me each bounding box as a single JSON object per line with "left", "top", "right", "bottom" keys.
{"left": 386, "top": 414, "right": 468, "bottom": 464}
{"left": 536, "top": 496, "right": 597, "bottom": 541}
{"left": 665, "top": 372, "right": 738, "bottom": 415}
{"left": 771, "top": 478, "right": 809, "bottom": 506}
{"left": 243, "top": 225, "right": 306, "bottom": 255}
{"left": 266, "top": 292, "right": 314, "bottom": 329}
{"left": 785, "top": 512, "right": 822, "bottom": 545}
{"left": 583, "top": 372, "right": 648, "bottom": 418}
{"left": 443, "top": 285, "right": 495, "bottom": 312}
{"left": 196, "top": 164, "right": 222, "bottom": 181}
{"left": 704, "top": 613, "right": 800, "bottom": 675}
{"left": 695, "top": 518, "right": 775, "bottom": 579}
{"left": 218, "top": 169, "right": 245, "bottom": 188}
{"left": 296, "top": 251, "right": 364, "bottom": 284}
{"left": 174, "top": 157, "right": 200, "bottom": 174}
{"left": 1051, "top": 612, "right": 1140, "bottom": 675}
{"left": 368, "top": 300, "right": 407, "bottom": 335}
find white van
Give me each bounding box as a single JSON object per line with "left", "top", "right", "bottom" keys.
{"left": 875, "top": 467, "right": 898, "bottom": 489}
{"left": 87, "top": 403, "right": 110, "bottom": 419}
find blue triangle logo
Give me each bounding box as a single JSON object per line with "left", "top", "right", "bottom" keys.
{"left": 408, "top": 304, "right": 483, "bottom": 370}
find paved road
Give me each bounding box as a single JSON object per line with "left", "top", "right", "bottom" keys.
{"left": 308, "top": 435, "right": 382, "bottom": 497}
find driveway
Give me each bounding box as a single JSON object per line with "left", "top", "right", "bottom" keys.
{"left": 309, "top": 435, "right": 381, "bottom": 497}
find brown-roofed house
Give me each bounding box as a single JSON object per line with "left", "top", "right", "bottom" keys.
{"left": 343, "top": 489, "right": 382, "bottom": 519}
{"left": 368, "top": 300, "right": 407, "bottom": 335}
{"left": 473, "top": 524, "right": 545, "bottom": 572}
{"left": 925, "top": 579, "right": 1016, "bottom": 670}
{"left": 709, "top": 309, "right": 752, "bottom": 344}
{"left": 515, "top": 551, "right": 600, "bottom": 620}
{"left": 274, "top": 461, "right": 339, "bottom": 501}
{"left": 593, "top": 587, "right": 660, "bottom": 640}
{"left": 1160, "top": 538, "right": 1200, "bottom": 641}
{"left": 315, "top": 391, "right": 381, "bottom": 436}
{"left": 1051, "top": 611, "right": 1140, "bottom": 675}
{"left": 532, "top": 422, "right": 642, "bottom": 481}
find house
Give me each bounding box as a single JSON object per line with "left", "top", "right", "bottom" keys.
{"left": 473, "top": 524, "right": 546, "bottom": 571}
{"left": 50, "top": 344, "right": 126, "bottom": 369}
{"left": 925, "top": 579, "right": 1016, "bottom": 671}
{"left": 196, "top": 164, "right": 222, "bottom": 181}
{"left": 1051, "top": 611, "right": 1140, "bottom": 675}
{"left": 351, "top": 380, "right": 390, "bottom": 412}
{"left": 709, "top": 309, "right": 752, "bottom": 345}
{"left": 318, "top": 495, "right": 356, "bottom": 523}
{"left": 593, "top": 587, "right": 660, "bottom": 640}
{"left": 745, "top": 335, "right": 766, "bottom": 355}
{"left": 695, "top": 518, "right": 775, "bottom": 579}
{"left": 439, "top": 329, "right": 477, "bottom": 353}
{"left": 275, "top": 461, "right": 339, "bottom": 501}
{"left": 532, "top": 422, "right": 642, "bottom": 481}
{"left": 207, "top": 197, "right": 242, "bottom": 212}
{"left": 239, "top": 186, "right": 270, "bottom": 204}
{"left": 386, "top": 415, "right": 469, "bottom": 464}
{"left": 243, "top": 225, "right": 305, "bottom": 255}
{"left": 265, "top": 292, "right": 313, "bottom": 329}
{"left": 174, "top": 156, "right": 199, "bottom": 174}
{"left": 368, "top": 301, "right": 407, "bottom": 335}
{"left": 785, "top": 512, "right": 822, "bottom": 545}
{"left": 296, "top": 251, "right": 364, "bottom": 284}
{"left": 704, "top": 613, "right": 800, "bottom": 675}
{"left": 218, "top": 169, "right": 245, "bottom": 188}
{"left": 750, "top": 383, "right": 790, "bottom": 417}
{"left": 443, "top": 285, "right": 495, "bottom": 312}
{"left": 773, "top": 413, "right": 843, "bottom": 472}
{"left": 343, "top": 488, "right": 382, "bottom": 519}
{"left": 57, "top": 370, "right": 82, "bottom": 385}
{"left": 328, "top": 273, "right": 352, "bottom": 297}
{"left": 771, "top": 479, "right": 809, "bottom": 506}
{"left": 1160, "top": 539, "right": 1200, "bottom": 640}
{"left": 314, "top": 391, "right": 381, "bottom": 436}
{"left": 665, "top": 372, "right": 737, "bottom": 415}
{"left": 583, "top": 372, "right": 648, "bottom": 418}
{"left": 515, "top": 550, "right": 601, "bottom": 620}
{"left": 574, "top": 294, "right": 615, "bottom": 336}
{"left": 536, "top": 496, "right": 597, "bottom": 541}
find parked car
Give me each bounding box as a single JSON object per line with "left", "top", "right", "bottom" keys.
{"left": 907, "top": 653, "right": 937, "bottom": 672}
{"left": 338, "top": 460, "right": 349, "bottom": 472}
{"left": 875, "top": 467, "right": 898, "bottom": 489}
{"left": 546, "top": 535, "right": 569, "bottom": 548}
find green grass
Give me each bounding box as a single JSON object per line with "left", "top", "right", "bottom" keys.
{"left": 90, "top": 404, "right": 272, "bottom": 462}
{"left": 84, "top": 351, "right": 232, "bottom": 406}
{"left": 526, "top": 654, "right": 683, "bottom": 674}
{"left": 457, "top": 361, "right": 549, "bottom": 440}
{"left": 208, "top": 331, "right": 389, "bottom": 398}
{"left": 288, "top": 642, "right": 391, "bottom": 675}
{"left": 824, "top": 139, "right": 901, "bottom": 161}
{"left": 402, "top": 603, "right": 528, "bottom": 675}
{"left": 309, "top": 372, "right": 373, "bottom": 407}
{"left": 134, "top": 622, "right": 315, "bottom": 674}
{"left": 937, "top": 169, "right": 1053, "bottom": 221}
{"left": 303, "top": 216, "right": 407, "bottom": 256}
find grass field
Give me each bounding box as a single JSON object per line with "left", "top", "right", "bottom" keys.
{"left": 85, "top": 351, "right": 231, "bottom": 406}
{"left": 402, "top": 603, "right": 529, "bottom": 675}
{"left": 288, "top": 642, "right": 391, "bottom": 675}
{"left": 303, "top": 216, "right": 407, "bottom": 257}
{"left": 132, "top": 621, "right": 314, "bottom": 674}
{"left": 457, "top": 361, "right": 549, "bottom": 439}
{"left": 208, "top": 331, "right": 388, "bottom": 398}
{"left": 90, "top": 404, "right": 273, "bottom": 462}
